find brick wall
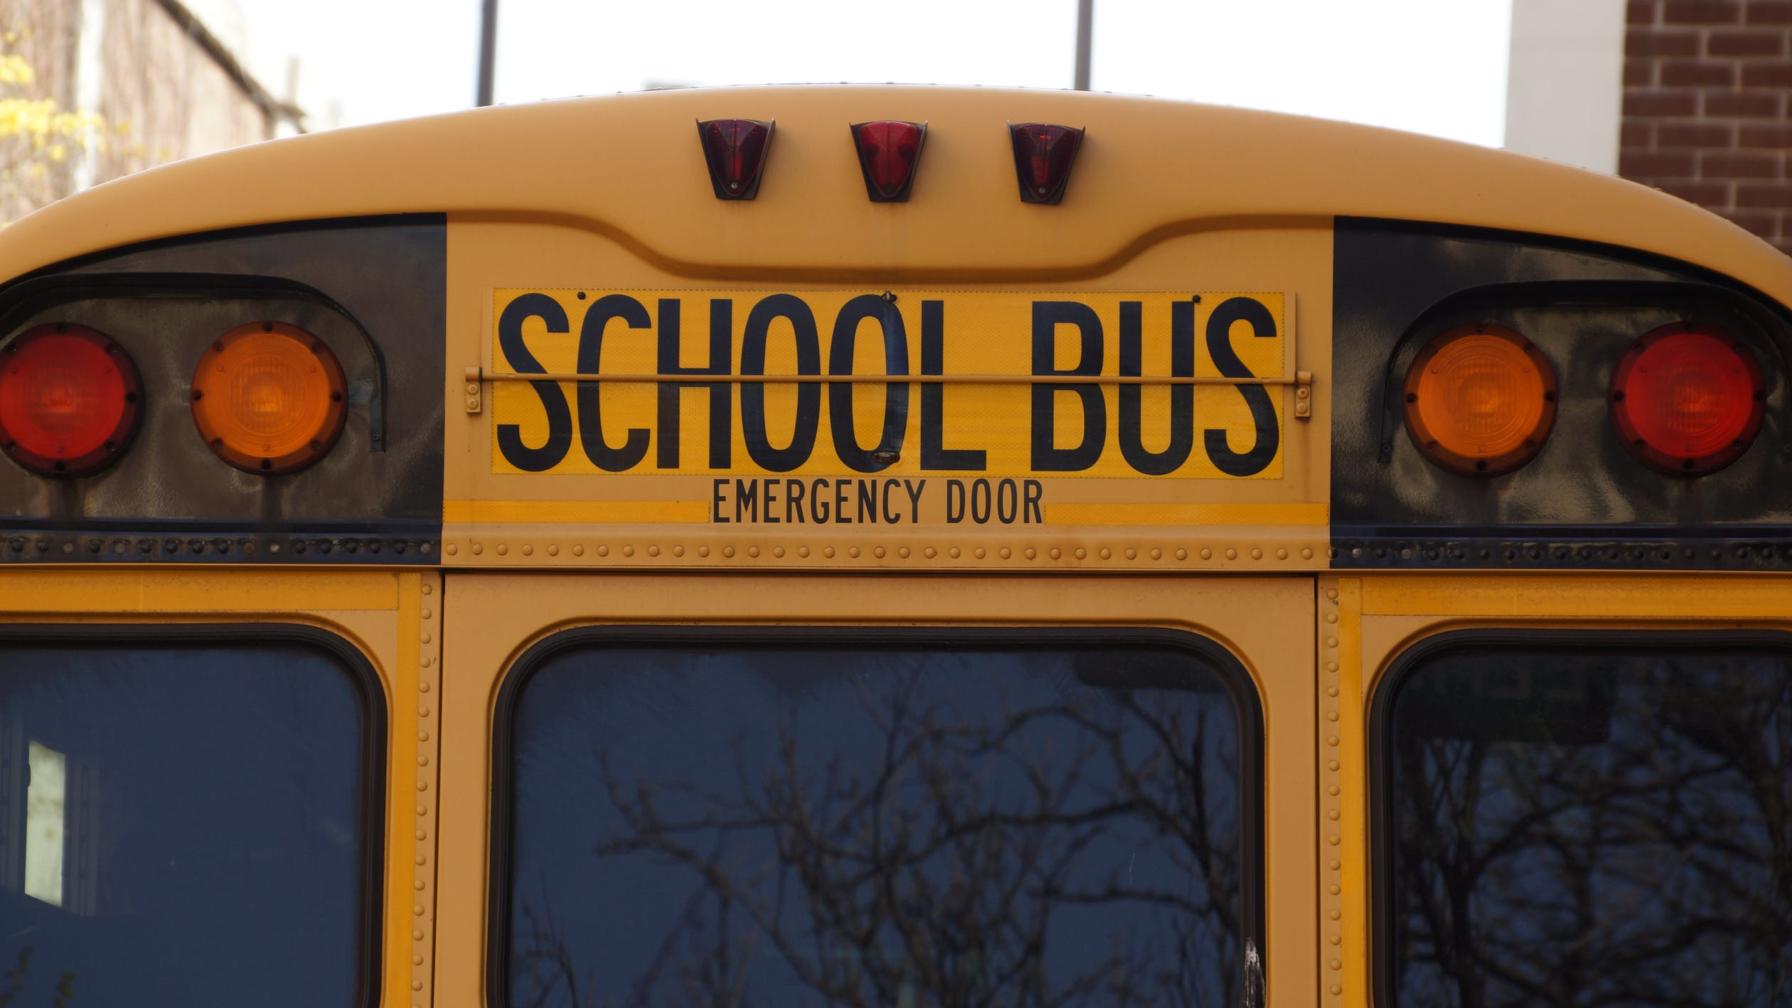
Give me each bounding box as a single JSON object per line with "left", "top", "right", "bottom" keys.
{"left": 1622, "top": 0, "right": 1792, "bottom": 253}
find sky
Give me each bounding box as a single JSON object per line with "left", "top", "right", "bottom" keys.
{"left": 218, "top": 0, "right": 1513, "bottom": 147}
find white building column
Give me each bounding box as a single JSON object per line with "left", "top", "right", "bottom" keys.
{"left": 1504, "top": 0, "right": 1627, "bottom": 173}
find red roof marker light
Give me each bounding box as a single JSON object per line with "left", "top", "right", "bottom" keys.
{"left": 851, "top": 120, "right": 926, "bottom": 202}
{"left": 0, "top": 323, "right": 143, "bottom": 478}
{"left": 1009, "top": 123, "right": 1084, "bottom": 204}
{"left": 697, "top": 118, "right": 773, "bottom": 200}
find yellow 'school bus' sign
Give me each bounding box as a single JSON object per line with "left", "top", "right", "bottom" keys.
{"left": 490, "top": 289, "right": 1288, "bottom": 526}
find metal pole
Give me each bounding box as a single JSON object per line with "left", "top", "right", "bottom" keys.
{"left": 1073, "top": 0, "right": 1093, "bottom": 91}
{"left": 477, "top": 0, "right": 498, "bottom": 107}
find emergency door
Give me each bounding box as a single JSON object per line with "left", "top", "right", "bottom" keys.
{"left": 435, "top": 573, "right": 1318, "bottom": 1008}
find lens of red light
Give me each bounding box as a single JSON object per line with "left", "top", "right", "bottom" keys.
{"left": 1008, "top": 123, "right": 1083, "bottom": 204}
{"left": 0, "top": 324, "right": 142, "bottom": 477}
{"left": 1610, "top": 324, "right": 1764, "bottom": 476}
{"left": 851, "top": 120, "right": 925, "bottom": 202}
{"left": 696, "top": 118, "right": 773, "bottom": 200}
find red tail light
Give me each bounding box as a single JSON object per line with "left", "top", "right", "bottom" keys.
{"left": 0, "top": 323, "right": 143, "bottom": 477}
{"left": 1009, "top": 123, "right": 1084, "bottom": 204}
{"left": 851, "top": 120, "right": 926, "bottom": 202}
{"left": 697, "top": 118, "right": 773, "bottom": 200}
{"left": 1610, "top": 324, "right": 1764, "bottom": 476}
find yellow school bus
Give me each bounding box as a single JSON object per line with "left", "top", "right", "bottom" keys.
{"left": 1, "top": 86, "right": 1789, "bottom": 1008}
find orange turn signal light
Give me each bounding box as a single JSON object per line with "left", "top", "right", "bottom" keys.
{"left": 1403, "top": 323, "right": 1557, "bottom": 476}
{"left": 191, "top": 322, "right": 346, "bottom": 474}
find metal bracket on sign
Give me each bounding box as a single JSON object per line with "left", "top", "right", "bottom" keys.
{"left": 464, "top": 367, "right": 482, "bottom": 414}
{"left": 463, "top": 364, "right": 1319, "bottom": 421}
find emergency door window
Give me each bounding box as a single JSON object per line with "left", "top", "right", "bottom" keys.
{"left": 1382, "top": 639, "right": 1792, "bottom": 1007}
{"left": 499, "top": 633, "right": 1262, "bottom": 1007}
{"left": 0, "top": 637, "right": 377, "bottom": 1008}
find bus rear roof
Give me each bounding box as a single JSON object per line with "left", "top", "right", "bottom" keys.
{"left": 3, "top": 85, "right": 1789, "bottom": 304}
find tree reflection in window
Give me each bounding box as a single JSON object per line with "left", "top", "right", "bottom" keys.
{"left": 1386, "top": 644, "right": 1792, "bottom": 1008}
{"left": 503, "top": 640, "right": 1260, "bottom": 1008}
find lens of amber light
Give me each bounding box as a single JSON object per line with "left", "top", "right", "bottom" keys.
{"left": 191, "top": 322, "right": 345, "bottom": 474}
{"left": 1403, "top": 323, "right": 1557, "bottom": 476}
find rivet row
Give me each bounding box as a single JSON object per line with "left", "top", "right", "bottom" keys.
{"left": 412, "top": 573, "right": 440, "bottom": 1003}
{"left": 1318, "top": 578, "right": 1348, "bottom": 1003}
{"left": 0, "top": 533, "right": 435, "bottom": 563}
{"left": 434, "top": 538, "right": 1322, "bottom": 567}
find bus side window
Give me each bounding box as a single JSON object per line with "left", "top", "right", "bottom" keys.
{"left": 0, "top": 636, "right": 379, "bottom": 1008}
{"left": 1380, "top": 638, "right": 1792, "bottom": 1008}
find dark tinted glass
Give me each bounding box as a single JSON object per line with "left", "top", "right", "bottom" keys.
{"left": 502, "top": 637, "right": 1259, "bottom": 1007}
{"left": 0, "top": 638, "right": 373, "bottom": 1007}
{"left": 1385, "top": 642, "right": 1792, "bottom": 1007}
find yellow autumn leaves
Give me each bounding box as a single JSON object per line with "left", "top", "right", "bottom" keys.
{"left": 2, "top": 99, "right": 109, "bottom": 162}
{"left": 0, "top": 51, "right": 33, "bottom": 86}
{"left": 1, "top": 30, "right": 128, "bottom": 225}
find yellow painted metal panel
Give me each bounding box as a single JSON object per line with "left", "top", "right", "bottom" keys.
{"left": 1318, "top": 577, "right": 1369, "bottom": 1008}
{"left": 443, "top": 499, "right": 709, "bottom": 524}
{"left": 0, "top": 569, "right": 396, "bottom": 612}
{"left": 434, "top": 573, "right": 1318, "bottom": 1008}
{"left": 4, "top": 88, "right": 1788, "bottom": 312}
{"left": 384, "top": 573, "right": 422, "bottom": 1008}
{"left": 1360, "top": 573, "right": 1792, "bottom": 619}
{"left": 1049, "top": 501, "right": 1327, "bottom": 526}
{"left": 444, "top": 225, "right": 1331, "bottom": 567}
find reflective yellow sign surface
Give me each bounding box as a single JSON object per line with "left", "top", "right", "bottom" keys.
{"left": 490, "top": 290, "right": 1288, "bottom": 489}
